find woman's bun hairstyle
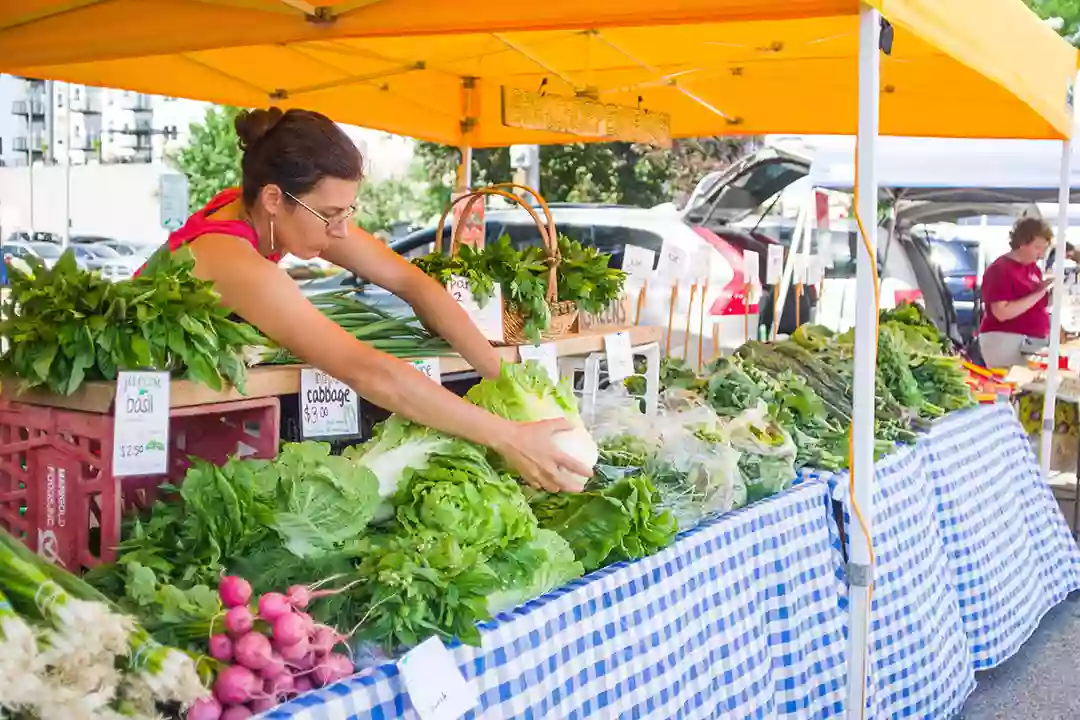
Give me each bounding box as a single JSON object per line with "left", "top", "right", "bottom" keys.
{"left": 235, "top": 106, "right": 364, "bottom": 206}
{"left": 235, "top": 107, "right": 285, "bottom": 151}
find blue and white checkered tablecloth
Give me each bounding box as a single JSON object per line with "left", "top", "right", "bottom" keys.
{"left": 807, "top": 442, "right": 976, "bottom": 720}
{"left": 916, "top": 404, "right": 1080, "bottom": 670}
{"left": 265, "top": 481, "right": 848, "bottom": 720}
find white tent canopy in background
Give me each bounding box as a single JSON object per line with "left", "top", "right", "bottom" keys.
{"left": 777, "top": 134, "right": 1080, "bottom": 202}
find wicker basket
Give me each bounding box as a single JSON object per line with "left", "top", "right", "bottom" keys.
{"left": 436, "top": 184, "right": 578, "bottom": 346}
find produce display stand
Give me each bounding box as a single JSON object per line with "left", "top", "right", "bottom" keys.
{"left": 0, "top": 325, "right": 661, "bottom": 415}
{"left": 0, "top": 325, "right": 659, "bottom": 573}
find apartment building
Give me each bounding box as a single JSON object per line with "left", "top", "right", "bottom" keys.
{"left": 0, "top": 74, "right": 209, "bottom": 167}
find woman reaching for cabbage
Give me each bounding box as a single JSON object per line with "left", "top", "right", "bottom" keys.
{"left": 143, "top": 106, "right": 587, "bottom": 493}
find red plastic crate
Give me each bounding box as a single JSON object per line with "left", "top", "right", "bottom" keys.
{"left": 0, "top": 397, "right": 280, "bottom": 571}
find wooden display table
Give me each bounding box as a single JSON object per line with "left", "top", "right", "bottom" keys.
{"left": 0, "top": 325, "right": 661, "bottom": 413}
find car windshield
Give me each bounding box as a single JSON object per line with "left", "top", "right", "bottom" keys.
{"left": 29, "top": 244, "right": 62, "bottom": 258}
{"left": 930, "top": 240, "right": 978, "bottom": 275}
{"left": 88, "top": 245, "right": 121, "bottom": 258}
{"left": 109, "top": 244, "right": 136, "bottom": 256}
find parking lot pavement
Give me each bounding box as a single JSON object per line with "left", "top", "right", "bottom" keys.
{"left": 956, "top": 593, "right": 1080, "bottom": 720}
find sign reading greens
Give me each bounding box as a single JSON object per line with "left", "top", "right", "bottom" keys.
{"left": 0, "top": 247, "right": 263, "bottom": 395}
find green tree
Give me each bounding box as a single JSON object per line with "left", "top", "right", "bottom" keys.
{"left": 414, "top": 137, "right": 752, "bottom": 211}
{"left": 355, "top": 161, "right": 444, "bottom": 237}
{"left": 170, "top": 106, "right": 242, "bottom": 211}
{"left": 1025, "top": 0, "right": 1080, "bottom": 43}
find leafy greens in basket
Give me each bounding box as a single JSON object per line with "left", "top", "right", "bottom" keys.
{"left": 413, "top": 233, "right": 625, "bottom": 343}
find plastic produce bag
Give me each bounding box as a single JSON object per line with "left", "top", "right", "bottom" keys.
{"left": 727, "top": 401, "right": 798, "bottom": 504}
{"left": 589, "top": 388, "right": 747, "bottom": 528}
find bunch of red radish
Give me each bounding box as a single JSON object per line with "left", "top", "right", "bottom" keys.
{"left": 186, "top": 576, "right": 354, "bottom": 720}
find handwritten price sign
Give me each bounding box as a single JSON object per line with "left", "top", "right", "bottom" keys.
{"left": 657, "top": 241, "right": 691, "bottom": 284}
{"left": 112, "top": 372, "right": 170, "bottom": 477}
{"left": 399, "top": 636, "right": 479, "bottom": 720}
{"left": 410, "top": 358, "right": 442, "bottom": 384}
{"left": 622, "top": 245, "right": 656, "bottom": 280}
{"left": 300, "top": 369, "right": 360, "bottom": 438}
{"left": 448, "top": 275, "right": 504, "bottom": 343}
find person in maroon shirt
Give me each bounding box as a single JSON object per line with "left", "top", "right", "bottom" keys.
{"left": 977, "top": 217, "right": 1055, "bottom": 368}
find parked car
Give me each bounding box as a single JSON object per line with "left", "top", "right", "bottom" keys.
{"left": 28, "top": 242, "right": 64, "bottom": 269}
{"left": 2, "top": 241, "right": 39, "bottom": 280}
{"left": 926, "top": 236, "right": 980, "bottom": 342}
{"left": 98, "top": 240, "right": 143, "bottom": 258}
{"left": 71, "top": 245, "right": 133, "bottom": 280}
{"left": 7, "top": 231, "right": 61, "bottom": 245}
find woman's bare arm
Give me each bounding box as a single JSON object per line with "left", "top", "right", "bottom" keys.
{"left": 320, "top": 227, "right": 502, "bottom": 379}
{"left": 187, "top": 235, "right": 589, "bottom": 490}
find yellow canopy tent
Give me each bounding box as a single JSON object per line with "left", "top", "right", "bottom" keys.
{"left": 0, "top": 0, "right": 1075, "bottom": 145}
{"left": 1, "top": 4, "right": 1077, "bottom": 720}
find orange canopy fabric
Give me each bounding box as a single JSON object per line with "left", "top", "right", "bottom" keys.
{"left": 0, "top": 0, "right": 1075, "bottom": 146}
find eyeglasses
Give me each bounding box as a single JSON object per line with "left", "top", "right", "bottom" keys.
{"left": 284, "top": 190, "right": 357, "bottom": 229}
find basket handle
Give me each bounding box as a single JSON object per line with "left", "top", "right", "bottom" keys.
{"left": 435, "top": 185, "right": 561, "bottom": 302}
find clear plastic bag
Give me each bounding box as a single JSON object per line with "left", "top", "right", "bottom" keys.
{"left": 589, "top": 388, "right": 747, "bottom": 527}
{"left": 726, "top": 401, "right": 798, "bottom": 503}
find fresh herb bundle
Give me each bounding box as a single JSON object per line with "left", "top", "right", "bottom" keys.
{"left": 0, "top": 247, "right": 264, "bottom": 395}
{"left": 412, "top": 233, "right": 626, "bottom": 344}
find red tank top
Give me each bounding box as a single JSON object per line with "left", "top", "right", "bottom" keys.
{"left": 136, "top": 188, "right": 281, "bottom": 276}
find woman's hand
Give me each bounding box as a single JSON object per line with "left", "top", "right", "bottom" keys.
{"left": 494, "top": 418, "right": 593, "bottom": 493}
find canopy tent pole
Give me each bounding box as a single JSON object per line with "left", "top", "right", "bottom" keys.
{"left": 1040, "top": 85, "right": 1076, "bottom": 479}
{"left": 846, "top": 5, "right": 880, "bottom": 719}
{"left": 456, "top": 77, "right": 479, "bottom": 193}
{"left": 457, "top": 146, "right": 473, "bottom": 192}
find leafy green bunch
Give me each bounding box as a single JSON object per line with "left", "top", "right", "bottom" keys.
{"left": 0, "top": 247, "right": 264, "bottom": 395}
{"left": 411, "top": 243, "right": 495, "bottom": 306}
{"left": 528, "top": 474, "right": 677, "bottom": 573}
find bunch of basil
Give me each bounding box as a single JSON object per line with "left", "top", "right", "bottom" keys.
{"left": 0, "top": 247, "right": 263, "bottom": 395}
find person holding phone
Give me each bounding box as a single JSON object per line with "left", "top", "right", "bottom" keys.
{"left": 977, "top": 217, "right": 1055, "bottom": 369}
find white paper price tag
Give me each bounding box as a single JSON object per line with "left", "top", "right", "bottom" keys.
{"left": 300, "top": 369, "right": 360, "bottom": 438}
{"left": 518, "top": 343, "right": 559, "bottom": 383}
{"left": 113, "top": 372, "right": 170, "bottom": 477}
{"left": 791, "top": 253, "right": 808, "bottom": 285}
{"left": 657, "top": 241, "right": 691, "bottom": 284}
{"left": 807, "top": 255, "right": 825, "bottom": 285}
{"left": 448, "top": 275, "right": 504, "bottom": 343}
{"left": 818, "top": 231, "right": 835, "bottom": 268}
{"left": 742, "top": 250, "right": 760, "bottom": 284}
{"left": 693, "top": 247, "right": 713, "bottom": 284}
{"left": 410, "top": 358, "right": 442, "bottom": 384}
{"left": 766, "top": 244, "right": 785, "bottom": 284}
{"left": 399, "top": 636, "right": 479, "bottom": 720}
{"left": 604, "top": 331, "right": 635, "bottom": 382}
{"left": 622, "top": 245, "right": 656, "bottom": 280}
